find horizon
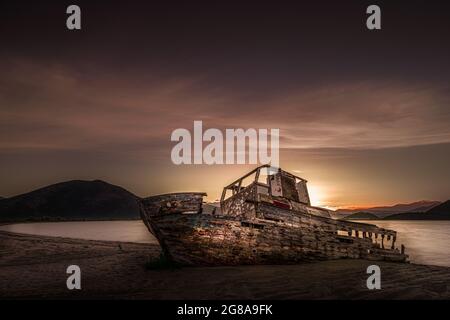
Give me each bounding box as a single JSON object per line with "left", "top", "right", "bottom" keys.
{"left": 0, "top": 175, "right": 445, "bottom": 211}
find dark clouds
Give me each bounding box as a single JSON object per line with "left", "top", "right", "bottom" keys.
{"left": 2, "top": 60, "right": 449, "bottom": 152}
{"left": 1, "top": 1, "right": 450, "bottom": 205}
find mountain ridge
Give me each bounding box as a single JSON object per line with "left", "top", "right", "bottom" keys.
{"left": 342, "top": 212, "right": 379, "bottom": 220}
{"left": 335, "top": 200, "right": 441, "bottom": 218}
{"left": 384, "top": 200, "right": 450, "bottom": 220}
{"left": 0, "top": 180, "right": 141, "bottom": 222}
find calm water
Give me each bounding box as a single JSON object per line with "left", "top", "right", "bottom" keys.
{"left": 1, "top": 220, "right": 449, "bottom": 267}
{"left": 354, "top": 220, "right": 450, "bottom": 267}
{"left": 0, "top": 220, "right": 158, "bottom": 244}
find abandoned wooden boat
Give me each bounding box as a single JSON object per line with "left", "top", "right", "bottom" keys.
{"left": 140, "top": 165, "right": 408, "bottom": 266}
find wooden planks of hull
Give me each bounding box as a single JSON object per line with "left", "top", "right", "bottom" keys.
{"left": 139, "top": 193, "right": 408, "bottom": 266}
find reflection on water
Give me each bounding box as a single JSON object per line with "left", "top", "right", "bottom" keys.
{"left": 0, "top": 220, "right": 158, "bottom": 244}
{"left": 355, "top": 220, "right": 450, "bottom": 267}
{"left": 1, "top": 220, "right": 449, "bottom": 267}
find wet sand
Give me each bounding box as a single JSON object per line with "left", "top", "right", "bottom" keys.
{"left": 1, "top": 230, "right": 449, "bottom": 299}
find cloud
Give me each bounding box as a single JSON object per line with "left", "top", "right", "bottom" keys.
{"left": 1, "top": 60, "right": 450, "bottom": 156}
{"left": 275, "top": 83, "right": 450, "bottom": 149}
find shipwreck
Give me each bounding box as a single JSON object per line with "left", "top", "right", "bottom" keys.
{"left": 140, "top": 165, "right": 408, "bottom": 266}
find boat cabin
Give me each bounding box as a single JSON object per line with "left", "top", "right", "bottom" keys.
{"left": 220, "top": 165, "right": 331, "bottom": 219}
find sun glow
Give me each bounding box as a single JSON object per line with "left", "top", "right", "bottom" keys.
{"left": 307, "top": 184, "right": 325, "bottom": 207}
{"left": 305, "top": 184, "right": 338, "bottom": 210}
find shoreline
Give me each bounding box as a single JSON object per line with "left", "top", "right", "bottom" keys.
{"left": 1, "top": 230, "right": 450, "bottom": 299}
{"left": 0, "top": 218, "right": 141, "bottom": 225}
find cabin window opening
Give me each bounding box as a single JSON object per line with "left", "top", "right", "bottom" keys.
{"left": 241, "top": 173, "right": 257, "bottom": 189}
{"left": 223, "top": 188, "right": 234, "bottom": 200}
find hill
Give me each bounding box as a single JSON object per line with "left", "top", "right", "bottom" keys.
{"left": 0, "top": 180, "right": 140, "bottom": 222}
{"left": 342, "top": 212, "right": 380, "bottom": 220}
{"left": 336, "top": 200, "right": 441, "bottom": 218}
{"left": 427, "top": 200, "right": 450, "bottom": 215}
{"left": 384, "top": 200, "right": 450, "bottom": 220}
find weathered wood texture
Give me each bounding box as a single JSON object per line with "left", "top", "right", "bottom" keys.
{"left": 140, "top": 193, "right": 206, "bottom": 217}
{"left": 221, "top": 182, "right": 258, "bottom": 218}
{"left": 140, "top": 167, "right": 407, "bottom": 266}
{"left": 140, "top": 190, "right": 407, "bottom": 266}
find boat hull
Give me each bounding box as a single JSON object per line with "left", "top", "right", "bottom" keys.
{"left": 140, "top": 194, "right": 408, "bottom": 266}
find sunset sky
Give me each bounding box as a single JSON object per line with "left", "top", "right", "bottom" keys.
{"left": 1, "top": 1, "right": 450, "bottom": 209}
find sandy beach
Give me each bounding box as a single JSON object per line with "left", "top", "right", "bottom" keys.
{"left": 1, "top": 230, "right": 449, "bottom": 299}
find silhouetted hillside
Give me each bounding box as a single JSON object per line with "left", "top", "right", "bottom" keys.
{"left": 0, "top": 180, "right": 140, "bottom": 222}
{"left": 336, "top": 200, "right": 441, "bottom": 218}
{"left": 342, "top": 212, "right": 380, "bottom": 220}
{"left": 384, "top": 200, "right": 450, "bottom": 220}
{"left": 383, "top": 212, "right": 427, "bottom": 220}
{"left": 427, "top": 200, "right": 450, "bottom": 215}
